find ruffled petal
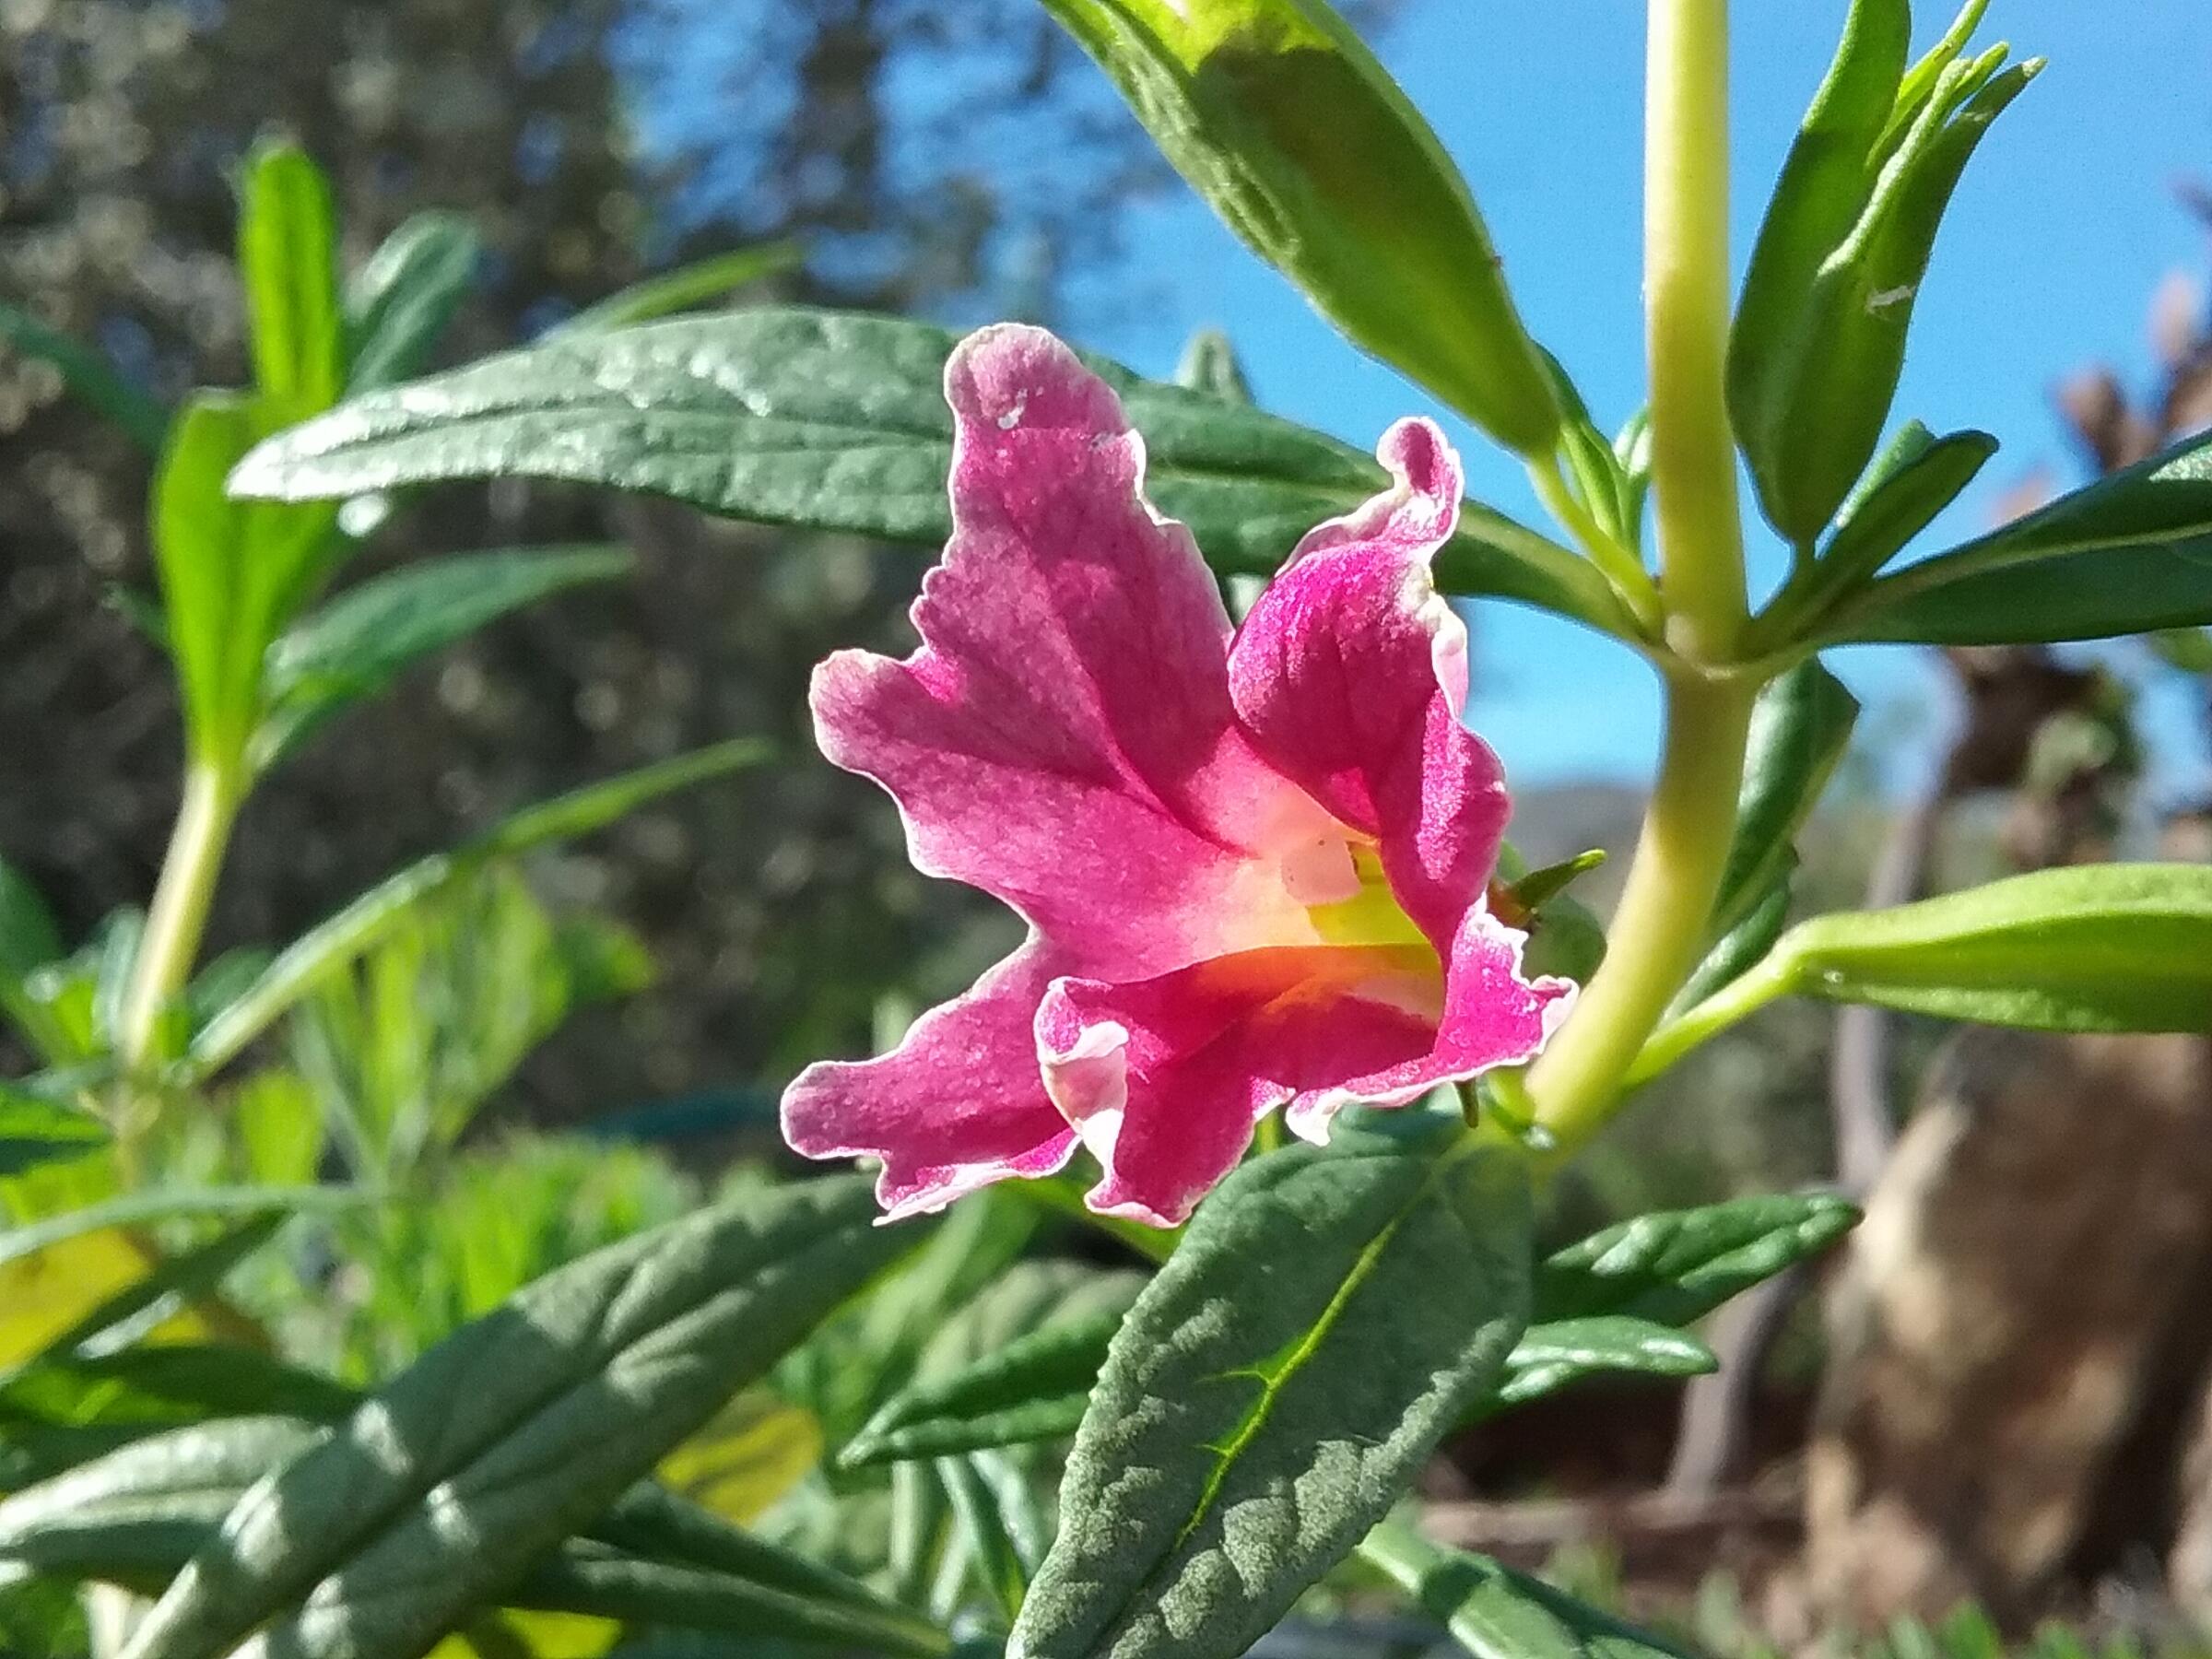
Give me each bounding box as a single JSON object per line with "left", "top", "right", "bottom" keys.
{"left": 782, "top": 943, "right": 1078, "bottom": 1222}
{"left": 811, "top": 324, "right": 1322, "bottom": 978}
{"left": 1280, "top": 909, "right": 1576, "bottom": 1144}
{"left": 1226, "top": 418, "right": 1509, "bottom": 955}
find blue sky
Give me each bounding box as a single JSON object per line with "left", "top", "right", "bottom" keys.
{"left": 1080, "top": 1, "right": 2212, "bottom": 797}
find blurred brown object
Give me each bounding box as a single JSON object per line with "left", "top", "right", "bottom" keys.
{"left": 1800, "top": 183, "right": 2212, "bottom": 1630}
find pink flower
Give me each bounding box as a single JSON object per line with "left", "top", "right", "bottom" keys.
{"left": 781, "top": 324, "right": 1575, "bottom": 1227}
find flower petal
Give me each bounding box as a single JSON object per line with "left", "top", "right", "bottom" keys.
{"left": 1227, "top": 418, "right": 1508, "bottom": 954}
{"left": 1280, "top": 909, "right": 1576, "bottom": 1145}
{"left": 782, "top": 942, "right": 1078, "bottom": 1222}
{"left": 811, "top": 323, "right": 1320, "bottom": 977}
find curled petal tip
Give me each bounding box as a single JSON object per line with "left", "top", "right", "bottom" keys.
{"left": 944, "top": 322, "right": 1125, "bottom": 441}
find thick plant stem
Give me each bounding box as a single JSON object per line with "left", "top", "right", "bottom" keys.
{"left": 116, "top": 760, "right": 241, "bottom": 1074}
{"left": 1524, "top": 0, "right": 1755, "bottom": 1153}
{"left": 1525, "top": 674, "right": 1753, "bottom": 1155}
{"left": 1644, "top": 0, "right": 1747, "bottom": 665}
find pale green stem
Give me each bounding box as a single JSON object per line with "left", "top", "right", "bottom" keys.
{"left": 116, "top": 760, "right": 241, "bottom": 1078}
{"left": 1524, "top": 0, "right": 1758, "bottom": 1155}
{"left": 1524, "top": 673, "right": 1754, "bottom": 1157}
{"left": 1624, "top": 950, "right": 1794, "bottom": 1088}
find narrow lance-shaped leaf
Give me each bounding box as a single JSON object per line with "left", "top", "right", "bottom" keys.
{"left": 1825, "top": 427, "right": 2212, "bottom": 646}
{"left": 1535, "top": 1193, "right": 1861, "bottom": 1330}
{"left": 238, "top": 142, "right": 345, "bottom": 418}
{"left": 1709, "top": 663, "right": 1859, "bottom": 939}
{"left": 547, "top": 241, "right": 805, "bottom": 338}
{"left": 1034, "top": 0, "right": 1559, "bottom": 455}
{"left": 1731, "top": 0, "right": 2037, "bottom": 543}
{"left": 0, "top": 302, "right": 170, "bottom": 452}
{"left": 1709, "top": 863, "right": 2212, "bottom": 1034}
{"left": 227, "top": 309, "right": 1637, "bottom": 641}
{"left": 345, "top": 211, "right": 483, "bottom": 393}
{"left": 1484, "top": 1317, "right": 1716, "bottom": 1415}
{"left": 841, "top": 1274, "right": 1145, "bottom": 1467}
{"left": 1012, "top": 1135, "right": 1531, "bottom": 1659}
{"left": 1360, "top": 1522, "right": 1692, "bottom": 1659}
{"left": 116, "top": 1177, "right": 921, "bottom": 1659}
{"left": 185, "top": 740, "right": 767, "bottom": 1077}
{"left": 253, "top": 545, "right": 633, "bottom": 769}
{"left": 0, "top": 1420, "right": 954, "bottom": 1657}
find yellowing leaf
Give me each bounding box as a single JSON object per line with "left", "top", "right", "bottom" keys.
{"left": 659, "top": 1392, "right": 821, "bottom": 1525}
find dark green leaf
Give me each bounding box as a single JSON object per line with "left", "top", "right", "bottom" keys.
{"left": 1488, "top": 1317, "right": 1715, "bottom": 1412}
{"left": 255, "top": 545, "right": 632, "bottom": 767}
{"left": 0, "top": 1416, "right": 323, "bottom": 1594}
{"left": 115, "top": 1177, "right": 916, "bottom": 1659}
{"left": 228, "top": 309, "right": 1634, "bottom": 639}
{"left": 841, "top": 1271, "right": 1143, "bottom": 1467}
{"left": 0, "top": 302, "right": 170, "bottom": 452}
{"left": 0, "top": 1079, "right": 107, "bottom": 1179}
{"left": 238, "top": 142, "right": 344, "bottom": 418}
{"left": 937, "top": 1454, "right": 1030, "bottom": 1624}
{"left": 547, "top": 242, "right": 804, "bottom": 337}
{"left": 1033, "top": 0, "right": 1559, "bottom": 454}
{"left": 1362, "top": 1523, "right": 1692, "bottom": 1659}
{"left": 345, "top": 212, "right": 483, "bottom": 392}
{"left": 1012, "top": 1135, "right": 1531, "bottom": 1659}
{"left": 0, "top": 860, "right": 67, "bottom": 1027}
{"left": 1710, "top": 664, "right": 1858, "bottom": 939}
{"left": 1535, "top": 1193, "right": 1860, "bottom": 1329}
{"left": 1825, "top": 423, "right": 1998, "bottom": 584}
{"left": 1670, "top": 874, "right": 1794, "bottom": 1018}
{"left": 1748, "top": 863, "right": 2212, "bottom": 1030}
{"left": 1828, "top": 428, "right": 2212, "bottom": 645}
{"left": 1507, "top": 851, "right": 1607, "bottom": 916}
{"left": 185, "top": 741, "right": 766, "bottom": 1077}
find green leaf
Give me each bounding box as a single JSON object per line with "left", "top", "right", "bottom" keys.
{"left": 1488, "top": 1317, "right": 1715, "bottom": 1413}
{"left": 936, "top": 1453, "right": 1033, "bottom": 1624}
{"left": 0, "top": 1421, "right": 953, "bottom": 1656}
{"left": 1671, "top": 875, "right": 1794, "bottom": 1017}
{"left": 238, "top": 142, "right": 345, "bottom": 418}
{"left": 345, "top": 212, "right": 483, "bottom": 393}
{"left": 1743, "top": 863, "right": 2212, "bottom": 1031}
{"left": 1012, "top": 1135, "right": 1531, "bottom": 1659}
{"left": 153, "top": 396, "right": 340, "bottom": 761}
{"left": 1033, "top": 0, "right": 1559, "bottom": 455}
{"left": 254, "top": 545, "right": 632, "bottom": 768}
{"left": 185, "top": 741, "right": 767, "bottom": 1078}
{"left": 840, "top": 1271, "right": 1145, "bottom": 1467}
{"left": 547, "top": 242, "right": 804, "bottom": 338}
{"left": 2151, "top": 628, "right": 2212, "bottom": 675}
{"left": 114, "top": 1177, "right": 917, "bottom": 1659}
{"left": 1535, "top": 1193, "right": 1860, "bottom": 1329}
{"left": 1826, "top": 423, "right": 1998, "bottom": 584}
{"left": 1710, "top": 663, "right": 1858, "bottom": 940}
{"left": 1731, "top": 0, "right": 2036, "bottom": 542}
{"left": 227, "top": 309, "right": 1635, "bottom": 640}
{"left": 0, "top": 1081, "right": 108, "bottom": 1179}
{"left": 1507, "top": 851, "right": 1607, "bottom": 916}
{"left": 0, "top": 1188, "right": 366, "bottom": 1276}
{"left": 0, "top": 302, "right": 171, "bottom": 453}
{"left": 1827, "top": 429, "right": 2212, "bottom": 645}
{"left": 0, "top": 1415, "right": 324, "bottom": 1594}
{"left": 1361, "top": 1522, "right": 1692, "bottom": 1659}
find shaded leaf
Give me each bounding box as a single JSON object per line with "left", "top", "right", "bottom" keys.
{"left": 1488, "top": 1317, "right": 1715, "bottom": 1413}
{"left": 0, "top": 301, "right": 170, "bottom": 452}
{"left": 255, "top": 545, "right": 632, "bottom": 767}
{"left": 186, "top": 741, "right": 767, "bottom": 1077}
{"left": 346, "top": 212, "right": 483, "bottom": 393}
{"left": 1709, "top": 664, "right": 1858, "bottom": 939}
{"left": 116, "top": 1177, "right": 917, "bottom": 1659}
